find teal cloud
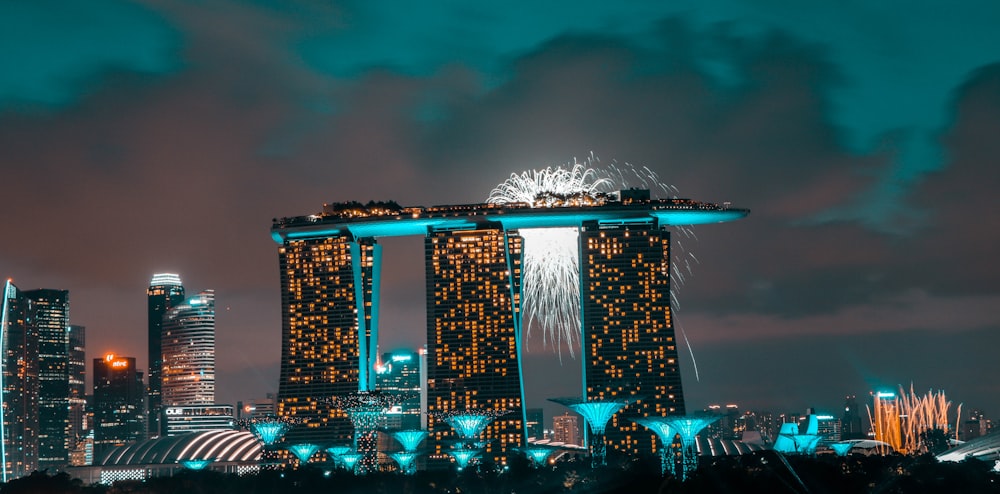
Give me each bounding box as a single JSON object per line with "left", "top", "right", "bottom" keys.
{"left": 0, "top": 0, "right": 181, "bottom": 109}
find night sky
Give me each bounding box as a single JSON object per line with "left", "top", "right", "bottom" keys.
{"left": 3, "top": 1, "right": 999, "bottom": 422}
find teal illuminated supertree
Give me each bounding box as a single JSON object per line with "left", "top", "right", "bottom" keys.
{"left": 328, "top": 391, "right": 404, "bottom": 474}
{"left": 389, "top": 430, "right": 428, "bottom": 475}
{"left": 830, "top": 442, "right": 853, "bottom": 456}
{"left": 447, "top": 447, "right": 481, "bottom": 471}
{"left": 773, "top": 421, "right": 821, "bottom": 455}
{"left": 180, "top": 459, "right": 213, "bottom": 470}
{"left": 339, "top": 452, "right": 363, "bottom": 473}
{"left": 433, "top": 409, "right": 508, "bottom": 471}
{"left": 392, "top": 430, "right": 428, "bottom": 452}
{"left": 389, "top": 452, "right": 419, "bottom": 475}
{"left": 287, "top": 443, "right": 321, "bottom": 466}
{"left": 238, "top": 415, "right": 302, "bottom": 468}
{"left": 239, "top": 416, "right": 299, "bottom": 447}
{"left": 550, "top": 397, "right": 627, "bottom": 467}
{"left": 631, "top": 417, "right": 675, "bottom": 475}
{"left": 326, "top": 445, "right": 352, "bottom": 470}
{"left": 517, "top": 446, "right": 557, "bottom": 468}
{"left": 656, "top": 416, "right": 717, "bottom": 480}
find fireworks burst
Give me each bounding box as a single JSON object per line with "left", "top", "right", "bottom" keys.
{"left": 488, "top": 161, "right": 610, "bottom": 358}
{"left": 488, "top": 155, "right": 701, "bottom": 370}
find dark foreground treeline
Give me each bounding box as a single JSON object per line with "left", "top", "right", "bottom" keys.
{"left": 3, "top": 452, "right": 998, "bottom": 494}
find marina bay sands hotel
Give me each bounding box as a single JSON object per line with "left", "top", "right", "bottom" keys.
{"left": 270, "top": 189, "right": 747, "bottom": 458}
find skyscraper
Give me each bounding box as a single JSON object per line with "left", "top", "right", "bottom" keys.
{"left": 276, "top": 235, "right": 379, "bottom": 443}
{"left": 579, "top": 222, "right": 684, "bottom": 455}
{"left": 147, "top": 273, "right": 185, "bottom": 438}
{"left": 552, "top": 413, "right": 581, "bottom": 446}
{"left": 93, "top": 355, "right": 145, "bottom": 455}
{"left": 23, "top": 289, "right": 71, "bottom": 470}
{"left": 376, "top": 350, "right": 422, "bottom": 430}
{"left": 1, "top": 280, "right": 39, "bottom": 481}
{"left": 425, "top": 227, "right": 525, "bottom": 458}
{"left": 67, "top": 325, "right": 87, "bottom": 459}
{"left": 161, "top": 290, "right": 216, "bottom": 406}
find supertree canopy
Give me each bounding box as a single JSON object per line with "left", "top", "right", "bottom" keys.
{"left": 435, "top": 409, "right": 509, "bottom": 442}
{"left": 830, "top": 442, "right": 854, "bottom": 456}
{"left": 654, "top": 416, "right": 718, "bottom": 480}
{"left": 632, "top": 417, "right": 676, "bottom": 475}
{"left": 287, "top": 443, "right": 321, "bottom": 464}
{"left": 517, "top": 446, "right": 557, "bottom": 468}
{"left": 389, "top": 452, "right": 418, "bottom": 475}
{"left": 327, "top": 391, "right": 406, "bottom": 474}
{"left": 180, "top": 459, "right": 213, "bottom": 470}
{"left": 549, "top": 397, "right": 628, "bottom": 467}
{"left": 392, "top": 430, "right": 428, "bottom": 452}
{"left": 447, "top": 447, "right": 481, "bottom": 471}
{"left": 238, "top": 416, "right": 301, "bottom": 447}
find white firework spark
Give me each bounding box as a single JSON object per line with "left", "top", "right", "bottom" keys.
{"left": 489, "top": 156, "right": 700, "bottom": 375}
{"left": 488, "top": 160, "right": 611, "bottom": 358}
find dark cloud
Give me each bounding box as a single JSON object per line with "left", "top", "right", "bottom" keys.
{"left": 1, "top": 2, "right": 998, "bottom": 418}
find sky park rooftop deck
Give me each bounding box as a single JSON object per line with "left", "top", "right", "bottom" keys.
{"left": 271, "top": 190, "right": 749, "bottom": 242}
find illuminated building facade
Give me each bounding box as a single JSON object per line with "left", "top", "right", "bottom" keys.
{"left": 94, "top": 355, "right": 145, "bottom": 455}
{"left": 162, "top": 405, "right": 235, "bottom": 436}
{"left": 1, "top": 280, "right": 39, "bottom": 481}
{"left": 23, "top": 289, "right": 71, "bottom": 470}
{"left": 526, "top": 408, "right": 544, "bottom": 440}
{"left": 148, "top": 273, "right": 185, "bottom": 438}
{"left": 67, "top": 325, "right": 87, "bottom": 461}
{"left": 161, "top": 290, "right": 216, "bottom": 406}
{"left": 276, "top": 234, "right": 379, "bottom": 443}
{"left": 552, "top": 413, "right": 581, "bottom": 446}
{"left": 425, "top": 227, "right": 524, "bottom": 458}
{"left": 579, "top": 223, "right": 684, "bottom": 455}
{"left": 376, "top": 350, "right": 422, "bottom": 430}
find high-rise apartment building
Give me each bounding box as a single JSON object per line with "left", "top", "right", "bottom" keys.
{"left": 579, "top": 222, "right": 684, "bottom": 455}
{"left": 23, "top": 289, "right": 71, "bottom": 470}
{"left": 147, "top": 274, "right": 185, "bottom": 438}
{"left": 1, "top": 280, "right": 39, "bottom": 481}
{"left": 67, "top": 325, "right": 87, "bottom": 458}
{"left": 93, "top": 355, "right": 145, "bottom": 456}
{"left": 161, "top": 290, "right": 216, "bottom": 406}
{"left": 276, "top": 235, "right": 379, "bottom": 443}
{"left": 425, "top": 227, "right": 525, "bottom": 458}
{"left": 552, "top": 413, "right": 581, "bottom": 446}
{"left": 526, "top": 408, "right": 544, "bottom": 440}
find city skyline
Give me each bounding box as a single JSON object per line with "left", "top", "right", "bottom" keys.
{"left": 2, "top": 1, "right": 999, "bottom": 424}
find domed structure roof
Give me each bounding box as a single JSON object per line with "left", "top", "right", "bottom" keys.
{"left": 96, "top": 430, "right": 261, "bottom": 466}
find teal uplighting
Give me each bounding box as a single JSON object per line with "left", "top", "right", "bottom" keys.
{"left": 445, "top": 414, "right": 495, "bottom": 440}
{"left": 519, "top": 447, "right": 555, "bottom": 467}
{"left": 180, "top": 459, "right": 213, "bottom": 470}
{"left": 568, "top": 402, "right": 626, "bottom": 435}
{"left": 550, "top": 398, "right": 628, "bottom": 468}
{"left": 287, "top": 443, "right": 320, "bottom": 464}
{"left": 632, "top": 417, "right": 676, "bottom": 475}
{"left": 392, "top": 430, "right": 428, "bottom": 452}
{"left": 773, "top": 421, "right": 821, "bottom": 455}
{"left": 389, "top": 452, "right": 418, "bottom": 475}
{"left": 657, "top": 416, "right": 718, "bottom": 481}
{"left": 447, "top": 448, "right": 480, "bottom": 471}
{"left": 326, "top": 445, "right": 351, "bottom": 457}
{"left": 249, "top": 420, "right": 292, "bottom": 446}
{"left": 830, "top": 442, "right": 853, "bottom": 456}
{"left": 339, "top": 452, "right": 363, "bottom": 472}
